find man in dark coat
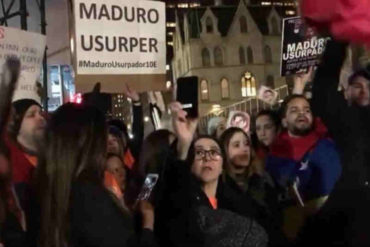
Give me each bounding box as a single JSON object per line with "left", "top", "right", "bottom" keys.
{"left": 304, "top": 40, "right": 370, "bottom": 246}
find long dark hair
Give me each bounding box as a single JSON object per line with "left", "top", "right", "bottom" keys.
{"left": 219, "top": 127, "right": 263, "bottom": 177}
{"left": 38, "top": 103, "right": 107, "bottom": 247}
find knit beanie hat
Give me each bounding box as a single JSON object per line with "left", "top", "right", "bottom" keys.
{"left": 9, "top": 99, "right": 41, "bottom": 139}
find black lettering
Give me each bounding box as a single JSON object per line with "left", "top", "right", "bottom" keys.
{"left": 81, "top": 35, "right": 93, "bottom": 51}
{"left": 149, "top": 38, "right": 158, "bottom": 53}
{"left": 140, "top": 38, "right": 147, "bottom": 52}
{"left": 106, "top": 36, "right": 117, "bottom": 52}
{"left": 148, "top": 9, "right": 159, "bottom": 23}
{"left": 95, "top": 36, "right": 104, "bottom": 51}
{"left": 119, "top": 37, "right": 128, "bottom": 52}
{"left": 124, "top": 7, "right": 135, "bottom": 22}
{"left": 112, "top": 5, "right": 122, "bottom": 20}
{"left": 137, "top": 8, "right": 146, "bottom": 23}
{"left": 98, "top": 4, "right": 110, "bottom": 20}
{"left": 130, "top": 38, "right": 138, "bottom": 52}
{"left": 80, "top": 3, "right": 96, "bottom": 19}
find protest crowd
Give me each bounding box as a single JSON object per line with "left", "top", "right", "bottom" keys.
{"left": 1, "top": 1, "right": 370, "bottom": 247}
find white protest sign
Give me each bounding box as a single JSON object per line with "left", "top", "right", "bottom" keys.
{"left": 72, "top": 0, "right": 166, "bottom": 93}
{"left": 0, "top": 26, "right": 46, "bottom": 103}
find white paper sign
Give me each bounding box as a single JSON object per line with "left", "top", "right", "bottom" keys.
{"left": 73, "top": 0, "right": 166, "bottom": 75}
{"left": 0, "top": 26, "right": 46, "bottom": 103}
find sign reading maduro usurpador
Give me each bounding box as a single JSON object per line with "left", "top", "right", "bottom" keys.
{"left": 72, "top": 0, "right": 166, "bottom": 93}
{"left": 280, "top": 17, "right": 330, "bottom": 76}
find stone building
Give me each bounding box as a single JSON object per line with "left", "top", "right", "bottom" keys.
{"left": 172, "top": 0, "right": 296, "bottom": 116}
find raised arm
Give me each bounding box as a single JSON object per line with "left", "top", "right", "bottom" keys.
{"left": 311, "top": 40, "right": 348, "bottom": 136}
{"left": 123, "top": 84, "right": 144, "bottom": 159}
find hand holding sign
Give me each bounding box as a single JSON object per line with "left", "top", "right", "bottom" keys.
{"left": 293, "top": 67, "right": 313, "bottom": 94}
{"left": 123, "top": 83, "right": 140, "bottom": 102}
{"left": 0, "top": 57, "right": 20, "bottom": 136}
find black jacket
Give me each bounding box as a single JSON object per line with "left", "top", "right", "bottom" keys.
{"left": 304, "top": 40, "right": 370, "bottom": 246}
{"left": 70, "top": 181, "right": 157, "bottom": 247}
{"left": 154, "top": 152, "right": 268, "bottom": 247}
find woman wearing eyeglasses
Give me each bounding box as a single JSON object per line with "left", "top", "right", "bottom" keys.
{"left": 155, "top": 102, "right": 268, "bottom": 247}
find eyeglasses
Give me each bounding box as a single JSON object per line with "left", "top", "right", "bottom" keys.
{"left": 194, "top": 149, "right": 222, "bottom": 161}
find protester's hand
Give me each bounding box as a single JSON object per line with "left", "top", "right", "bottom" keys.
{"left": 123, "top": 83, "right": 140, "bottom": 102}
{"left": 0, "top": 57, "right": 20, "bottom": 137}
{"left": 139, "top": 200, "right": 155, "bottom": 230}
{"left": 170, "top": 102, "right": 198, "bottom": 160}
{"left": 293, "top": 67, "right": 313, "bottom": 95}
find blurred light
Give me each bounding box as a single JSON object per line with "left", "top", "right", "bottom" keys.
{"left": 144, "top": 116, "right": 150, "bottom": 122}
{"left": 166, "top": 65, "right": 170, "bottom": 70}
{"left": 71, "top": 93, "right": 82, "bottom": 104}
{"left": 212, "top": 104, "right": 221, "bottom": 109}
{"left": 129, "top": 133, "right": 134, "bottom": 139}
{"left": 202, "top": 89, "right": 208, "bottom": 94}
{"left": 166, "top": 81, "right": 172, "bottom": 89}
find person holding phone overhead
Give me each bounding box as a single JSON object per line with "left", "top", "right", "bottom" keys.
{"left": 154, "top": 102, "right": 268, "bottom": 247}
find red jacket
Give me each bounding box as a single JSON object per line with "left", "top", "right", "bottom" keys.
{"left": 5, "top": 138, "right": 37, "bottom": 184}
{"left": 301, "top": 0, "right": 370, "bottom": 47}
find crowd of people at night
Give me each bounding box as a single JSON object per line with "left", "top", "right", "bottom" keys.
{"left": 0, "top": 23, "right": 369, "bottom": 247}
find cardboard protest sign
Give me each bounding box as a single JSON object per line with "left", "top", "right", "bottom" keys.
{"left": 227, "top": 111, "right": 250, "bottom": 133}
{"left": 280, "top": 17, "right": 330, "bottom": 76}
{"left": 0, "top": 26, "right": 46, "bottom": 103}
{"left": 258, "top": 85, "right": 278, "bottom": 105}
{"left": 72, "top": 0, "right": 166, "bottom": 93}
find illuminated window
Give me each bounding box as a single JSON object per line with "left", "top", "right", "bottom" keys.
{"left": 239, "top": 47, "right": 246, "bottom": 65}
{"left": 241, "top": 72, "right": 256, "bottom": 97}
{"left": 286, "top": 10, "right": 296, "bottom": 16}
{"left": 168, "top": 32, "right": 174, "bottom": 36}
{"left": 190, "top": 3, "right": 200, "bottom": 7}
{"left": 239, "top": 16, "right": 248, "bottom": 33}
{"left": 264, "top": 45, "right": 272, "bottom": 63}
{"left": 166, "top": 22, "right": 176, "bottom": 27}
{"left": 178, "top": 3, "right": 189, "bottom": 8}
{"left": 206, "top": 17, "right": 213, "bottom": 33}
{"left": 247, "top": 46, "right": 254, "bottom": 64}
{"left": 202, "top": 48, "right": 211, "bottom": 67}
{"left": 201, "top": 79, "right": 209, "bottom": 101}
{"left": 221, "top": 78, "right": 230, "bottom": 99}
{"left": 261, "top": 2, "right": 272, "bottom": 5}
{"left": 167, "top": 41, "right": 174, "bottom": 46}
{"left": 214, "top": 47, "right": 223, "bottom": 66}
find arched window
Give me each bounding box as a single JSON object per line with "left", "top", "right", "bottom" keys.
{"left": 264, "top": 45, "right": 272, "bottom": 63}
{"left": 271, "top": 17, "right": 279, "bottom": 35}
{"left": 239, "top": 47, "right": 246, "bottom": 65}
{"left": 202, "top": 48, "right": 211, "bottom": 67}
{"left": 214, "top": 47, "right": 223, "bottom": 66}
{"left": 221, "top": 78, "right": 230, "bottom": 99}
{"left": 239, "top": 16, "right": 248, "bottom": 33}
{"left": 201, "top": 79, "right": 209, "bottom": 101}
{"left": 266, "top": 75, "right": 275, "bottom": 88}
{"left": 241, "top": 72, "right": 256, "bottom": 97}
{"left": 206, "top": 17, "right": 214, "bottom": 33}
{"left": 247, "top": 46, "right": 254, "bottom": 64}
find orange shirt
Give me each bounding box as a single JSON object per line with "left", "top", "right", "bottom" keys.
{"left": 208, "top": 197, "right": 218, "bottom": 210}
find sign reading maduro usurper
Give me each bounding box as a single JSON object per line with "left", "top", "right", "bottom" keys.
{"left": 0, "top": 26, "right": 46, "bottom": 103}
{"left": 280, "top": 17, "right": 330, "bottom": 76}
{"left": 72, "top": 0, "right": 166, "bottom": 93}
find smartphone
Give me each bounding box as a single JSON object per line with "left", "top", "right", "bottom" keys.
{"left": 176, "top": 76, "right": 199, "bottom": 119}
{"left": 136, "top": 174, "right": 159, "bottom": 202}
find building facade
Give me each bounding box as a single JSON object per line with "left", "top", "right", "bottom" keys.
{"left": 172, "top": 0, "right": 296, "bottom": 116}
